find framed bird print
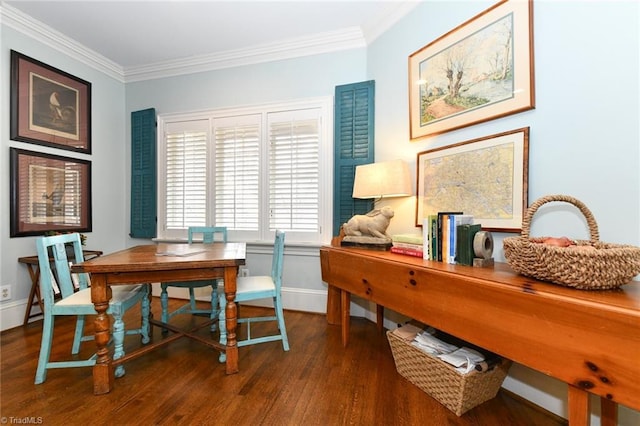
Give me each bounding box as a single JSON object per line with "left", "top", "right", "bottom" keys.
{"left": 10, "top": 148, "right": 92, "bottom": 237}
{"left": 10, "top": 50, "right": 92, "bottom": 154}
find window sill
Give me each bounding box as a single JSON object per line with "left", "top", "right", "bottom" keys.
{"left": 152, "top": 238, "right": 323, "bottom": 257}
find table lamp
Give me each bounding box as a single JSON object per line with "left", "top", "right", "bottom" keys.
{"left": 352, "top": 159, "right": 412, "bottom": 202}
{"left": 341, "top": 159, "right": 412, "bottom": 249}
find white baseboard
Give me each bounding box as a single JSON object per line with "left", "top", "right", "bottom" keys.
{"left": 150, "top": 283, "right": 328, "bottom": 314}
{"left": 1, "top": 286, "right": 330, "bottom": 332}
{"left": 0, "top": 298, "right": 38, "bottom": 331}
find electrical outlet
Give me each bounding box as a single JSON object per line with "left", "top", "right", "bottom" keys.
{"left": 0, "top": 285, "right": 11, "bottom": 301}
{"left": 239, "top": 268, "right": 249, "bottom": 277}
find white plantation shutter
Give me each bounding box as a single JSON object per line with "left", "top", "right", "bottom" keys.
{"left": 157, "top": 97, "right": 331, "bottom": 243}
{"left": 213, "top": 115, "right": 260, "bottom": 231}
{"left": 268, "top": 109, "right": 320, "bottom": 233}
{"left": 164, "top": 120, "right": 208, "bottom": 230}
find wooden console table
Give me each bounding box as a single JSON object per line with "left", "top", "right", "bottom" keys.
{"left": 319, "top": 245, "right": 640, "bottom": 426}
{"left": 18, "top": 249, "right": 103, "bottom": 325}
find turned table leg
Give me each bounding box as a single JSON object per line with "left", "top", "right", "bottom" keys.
{"left": 224, "top": 266, "right": 239, "bottom": 374}
{"left": 91, "top": 275, "right": 113, "bottom": 395}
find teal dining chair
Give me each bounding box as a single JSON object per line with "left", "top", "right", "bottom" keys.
{"left": 34, "top": 232, "right": 150, "bottom": 384}
{"left": 160, "top": 226, "right": 227, "bottom": 332}
{"left": 218, "top": 230, "right": 288, "bottom": 362}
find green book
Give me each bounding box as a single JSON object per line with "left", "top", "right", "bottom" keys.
{"left": 428, "top": 215, "right": 438, "bottom": 260}
{"left": 456, "top": 224, "right": 481, "bottom": 266}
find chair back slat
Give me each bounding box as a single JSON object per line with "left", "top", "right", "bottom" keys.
{"left": 188, "top": 226, "right": 227, "bottom": 244}
{"left": 271, "top": 230, "right": 285, "bottom": 290}
{"left": 35, "top": 233, "right": 89, "bottom": 307}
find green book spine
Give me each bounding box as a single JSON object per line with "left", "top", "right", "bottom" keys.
{"left": 456, "top": 224, "right": 481, "bottom": 266}
{"left": 429, "top": 215, "right": 438, "bottom": 260}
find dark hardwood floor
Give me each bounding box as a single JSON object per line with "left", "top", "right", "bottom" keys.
{"left": 1, "top": 297, "right": 567, "bottom": 425}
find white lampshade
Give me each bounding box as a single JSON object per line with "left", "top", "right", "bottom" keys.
{"left": 352, "top": 159, "right": 412, "bottom": 199}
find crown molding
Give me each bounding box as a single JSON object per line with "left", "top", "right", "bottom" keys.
{"left": 1, "top": 4, "right": 125, "bottom": 82}
{"left": 2, "top": 2, "right": 418, "bottom": 83}
{"left": 124, "top": 27, "right": 366, "bottom": 83}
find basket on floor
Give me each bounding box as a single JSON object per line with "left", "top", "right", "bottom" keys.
{"left": 386, "top": 330, "right": 511, "bottom": 416}
{"left": 503, "top": 194, "right": 640, "bottom": 290}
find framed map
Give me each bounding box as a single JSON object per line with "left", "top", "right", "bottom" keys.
{"left": 415, "top": 127, "right": 529, "bottom": 232}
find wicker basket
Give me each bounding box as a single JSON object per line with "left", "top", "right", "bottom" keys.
{"left": 387, "top": 331, "right": 511, "bottom": 416}
{"left": 503, "top": 194, "right": 640, "bottom": 290}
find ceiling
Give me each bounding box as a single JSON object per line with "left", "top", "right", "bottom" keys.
{"left": 4, "top": 1, "right": 419, "bottom": 80}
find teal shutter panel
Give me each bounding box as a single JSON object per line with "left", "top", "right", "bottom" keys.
{"left": 333, "top": 80, "right": 375, "bottom": 236}
{"left": 130, "top": 108, "right": 157, "bottom": 238}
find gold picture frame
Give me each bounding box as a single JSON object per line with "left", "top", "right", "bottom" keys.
{"left": 409, "top": 0, "right": 534, "bottom": 140}
{"left": 415, "top": 127, "right": 529, "bottom": 232}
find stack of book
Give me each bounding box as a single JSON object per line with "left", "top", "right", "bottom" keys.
{"left": 422, "top": 212, "right": 480, "bottom": 265}
{"left": 390, "top": 234, "right": 424, "bottom": 258}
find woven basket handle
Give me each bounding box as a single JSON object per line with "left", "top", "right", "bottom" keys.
{"left": 521, "top": 194, "right": 600, "bottom": 242}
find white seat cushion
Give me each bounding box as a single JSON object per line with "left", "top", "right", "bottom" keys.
{"left": 56, "top": 285, "right": 145, "bottom": 307}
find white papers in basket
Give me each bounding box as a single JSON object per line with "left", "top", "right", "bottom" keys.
{"left": 438, "top": 347, "right": 485, "bottom": 374}
{"left": 411, "top": 330, "right": 458, "bottom": 355}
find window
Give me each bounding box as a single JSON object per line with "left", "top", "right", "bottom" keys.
{"left": 164, "top": 120, "right": 209, "bottom": 230}
{"left": 157, "top": 98, "right": 332, "bottom": 244}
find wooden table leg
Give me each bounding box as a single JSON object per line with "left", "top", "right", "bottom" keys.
{"left": 600, "top": 398, "right": 617, "bottom": 426}
{"left": 568, "top": 385, "right": 590, "bottom": 426}
{"left": 341, "top": 290, "right": 350, "bottom": 347}
{"left": 224, "top": 266, "right": 239, "bottom": 374}
{"left": 376, "top": 304, "right": 384, "bottom": 333}
{"left": 91, "top": 275, "right": 114, "bottom": 395}
{"left": 326, "top": 284, "right": 341, "bottom": 325}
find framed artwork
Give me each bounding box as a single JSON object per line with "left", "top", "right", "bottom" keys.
{"left": 10, "top": 50, "right": 92, "bottom": 153}
{"left": 10, "top": 148, "right": 92, "bottom": 237}
{"left": 415, "top": 127, "right": 529, "bottom": 232}
{"left": 409, "top": 0, "right": 534, "bottom": 140}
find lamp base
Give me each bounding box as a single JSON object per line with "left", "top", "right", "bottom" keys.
{"left": 341, "top": 235, "right": 392, "bottom": 251}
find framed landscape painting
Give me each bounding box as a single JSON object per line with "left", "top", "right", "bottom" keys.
{"left": 10, "top": 50, "right": 92, "bottom": 153}
{"left": 10, "top": 148, "right": 92, "bottom": 237}
{"left": 409, "top": 0, "right": 534, "bottom": 140}
{"left": 415, "top": 128, "right": 529, "bottom": 232}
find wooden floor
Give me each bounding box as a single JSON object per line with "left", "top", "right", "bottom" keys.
{"left": 1, "top": 297, "right": 567, "bottom": 425}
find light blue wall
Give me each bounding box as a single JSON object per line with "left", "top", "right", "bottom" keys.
{"left": 371, "top": 0, "right": 640, "bottom": 255}
{"left": 368, "top": 1, "right": 639, "bottom": 424}
{"left": 126, "top": 50, "right": 367, "bottom": 113}
{"left": 1, "top": 25, "right": 128, "bottom": 310}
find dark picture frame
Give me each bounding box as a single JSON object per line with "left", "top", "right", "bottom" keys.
{"left": 10, "top": 50, "right": 92, "bottom": 154}
{"left": 409, "top": 0, "right": 534, "bottom": 140}
{"left": 415, "top": 127, "right": 529, "bottom": 232}
{"left": 10, "top": 148, "right": 92, "bottom": 237}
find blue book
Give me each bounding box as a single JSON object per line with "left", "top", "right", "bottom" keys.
{"left": 448, "top": 214, "right": 474, "bottom": 264}
{"left": 437, "top": 211, "right": 462, "bottom": 262}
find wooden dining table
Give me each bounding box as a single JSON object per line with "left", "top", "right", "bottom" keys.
{"left": 71, "top": 242, "right": 246, "bottom": 395}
